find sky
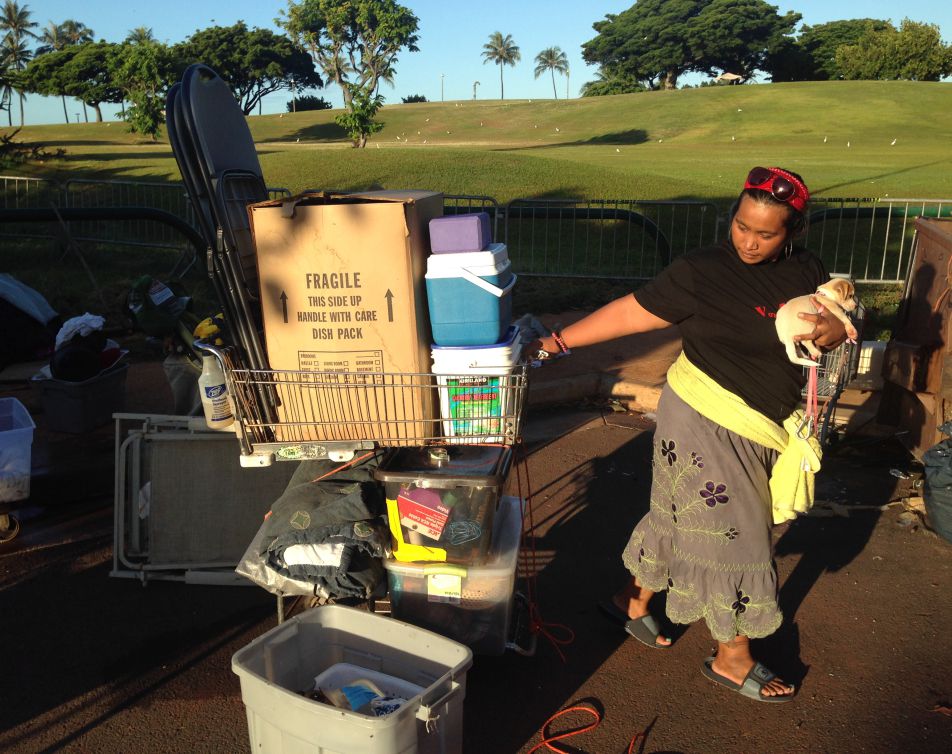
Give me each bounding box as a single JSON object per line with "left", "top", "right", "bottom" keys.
{"left": 15, "top": 0, "right": 952, "bottom": 126}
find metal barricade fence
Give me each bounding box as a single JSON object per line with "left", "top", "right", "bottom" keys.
{"left": 0, "top": 175, "right": 62, "bottom": 240}
{"left": 63, "top": 179, "right": 200, "bottom": 249}
{"left": 502, "top": 198, "right": 721, "bottom": 279}
{"left": 4, "top": 175, "right": 952, "bottom": 285}
{"left": 442, "top": 194, "right": 500, "bottom": 240}
{"left": 1, "top": 175, "right": 290, "bottom": 252}
{"left": 807, "top": 198, "right": 952, "bottom": 283}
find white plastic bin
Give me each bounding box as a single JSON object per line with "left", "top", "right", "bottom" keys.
{"left": 232, "top": 604, "right": 473, "bottom": 754}
{"left": 431, "top": 327, "right": 521, "bottom": 443}
{"left": 384, "top": 495, "right": 523, "bottom": 656}
{"left": 0, "top": 397, "right": 35, "bottom": 503}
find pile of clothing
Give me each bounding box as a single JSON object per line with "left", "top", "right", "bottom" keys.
{"left": 237, "top": 454, "right": 391, "bottom": 600}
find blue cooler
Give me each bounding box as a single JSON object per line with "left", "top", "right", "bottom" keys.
{"left": 425, "top": 243, "right": 516, "bottom": 346}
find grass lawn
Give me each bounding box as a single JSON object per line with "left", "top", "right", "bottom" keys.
{"left": 4, "top": 80, "right": 950, "bottom": 334}
{"left": 9, "top": 80, "right": 952, "bottom": 204}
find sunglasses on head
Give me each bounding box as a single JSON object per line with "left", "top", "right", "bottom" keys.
{"left": 744, "top": 167, "right": 808, "bottom": 212}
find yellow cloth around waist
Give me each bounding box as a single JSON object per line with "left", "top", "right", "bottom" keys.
{"left": 665, "top": 352, "right": 821, "bottom": 524}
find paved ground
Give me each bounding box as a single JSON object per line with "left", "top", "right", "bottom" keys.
{"left": 1, "top": 331, "right": 950, "bottom": 753}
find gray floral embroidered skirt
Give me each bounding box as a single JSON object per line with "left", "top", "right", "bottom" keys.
{"left": 623, "top": 385, "right": 783, "bottom": 643}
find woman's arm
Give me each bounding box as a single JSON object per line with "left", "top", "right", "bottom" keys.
{"left": 536, "top": 293, "right": 674, "bottom": 354}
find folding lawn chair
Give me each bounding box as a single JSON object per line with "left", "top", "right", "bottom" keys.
{"left": 165, "top": 65, "right": 279, "bottom": 428}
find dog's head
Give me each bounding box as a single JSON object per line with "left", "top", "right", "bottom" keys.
{"left": 815, "top": 278, "right": 857, "bottom": 311}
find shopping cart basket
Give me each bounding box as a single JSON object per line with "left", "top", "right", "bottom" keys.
{"left": 199, "top": 342, "right": 529, "bottom": 466}
{"left": 804, "top": 302, "right": 865, "bottom": 446}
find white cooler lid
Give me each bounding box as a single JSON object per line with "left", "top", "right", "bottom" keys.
{"left": 426, "top": 243, "right": 509, "bottom": 279}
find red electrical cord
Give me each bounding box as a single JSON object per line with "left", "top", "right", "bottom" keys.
{"left": 527, "top": 705, "right": 601, "bottom": 754}
{"left": 526, "top": 703, "right": 647, "bottom": 753}
{"left": 513, "top": 441, "right": 575, "bottom": 662}
{"left": 309, "top": 450, "right": 378, "bottom": 483}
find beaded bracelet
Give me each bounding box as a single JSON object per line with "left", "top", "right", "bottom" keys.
{"left": 551, "top": 330, "right": 571, "bottom": 355}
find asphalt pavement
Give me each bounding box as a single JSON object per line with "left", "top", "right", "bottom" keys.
{"left": 1, "top": 333, "right": 950, "bottom": 753}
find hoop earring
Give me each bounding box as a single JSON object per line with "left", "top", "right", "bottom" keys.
{"left": 784, "top": 241, "right": 793, "bottom": 259}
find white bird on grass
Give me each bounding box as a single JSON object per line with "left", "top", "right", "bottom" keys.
{"left": 615, "top": 148, "right": 621, "bottom": 153}
{"left": 891, "top": 138, "right": 897, "bottom": 146}
{"left": 731, "top": 135, "right": 735, "bottom": 142}
{"left": 847, "top": 141, "right": 851, "bottom": 147}
{"left": 823, "top": 136, "right": 827, "bottom": 143}
{"left": 555, "top": 127, "right": 560, "bottom": 132}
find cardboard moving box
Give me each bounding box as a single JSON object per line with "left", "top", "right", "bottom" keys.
{"left": 250, "top": 190, "right": 443, "bottom": 445}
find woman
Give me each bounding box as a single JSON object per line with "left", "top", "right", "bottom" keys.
{"left": 536, "top": 167, "right": 849, "bottom": 702}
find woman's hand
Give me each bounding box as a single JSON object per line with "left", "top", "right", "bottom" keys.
{"left": 793, "top": 296, "right": 849, "bottom": 351}
{"left": 525, "top": 335, "right": 560, "bottom": 362}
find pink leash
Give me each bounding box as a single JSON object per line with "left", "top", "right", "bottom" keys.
{"left": 804, "top": 365, "right": 819, "bottom": 437}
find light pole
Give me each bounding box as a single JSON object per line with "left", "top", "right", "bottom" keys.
{"left": 473, "top": 81, "right": 480, "bottom": 100}
{"left": 441, "top": 74, "right": 445, "bottom": 103}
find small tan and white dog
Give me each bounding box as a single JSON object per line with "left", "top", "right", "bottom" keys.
{"left": 775, "top": 278, "right": 858, "bottom": 366}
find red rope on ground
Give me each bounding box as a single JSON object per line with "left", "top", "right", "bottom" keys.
{"left": 527, "top": 704, "right": 601, "bottom": 754}
{"left": 514, "top": 440, "right": 575, "bottom": 662}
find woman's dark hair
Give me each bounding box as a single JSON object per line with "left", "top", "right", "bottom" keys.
{"left": 732, "top": 167, "right": 810, "bottom": 236}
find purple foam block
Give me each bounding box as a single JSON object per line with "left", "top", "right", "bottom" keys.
{"left": 428, "top": 212, "right": 492, "bottom": 253}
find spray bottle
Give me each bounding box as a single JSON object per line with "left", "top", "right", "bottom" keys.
{"left": 198, "top": 354, "right": 234, "bottom": 430}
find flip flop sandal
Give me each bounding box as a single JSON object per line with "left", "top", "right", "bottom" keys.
{"left": 597, "top": 600, "right": 672, "bottom": 649}
{"left": 701, "top": 656, "right": 796, "bottom": 702}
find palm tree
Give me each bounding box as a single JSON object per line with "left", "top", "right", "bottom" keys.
{"left": 125, "top": 26, "right": 155, "bottom": 45}
{"left": 60, "top": 19, "right": 93, "bottom": 46}
{"left": 534, "top": 46, "right": 569, "bottom": 99}
{"left": 481, "top": 32, "right": 520, "bottom": 100}
{"left": 0, "top": 62, "right": 13, "bottom": 123}
{"left": 0, "top": 0, "right": 38, "bottom": 126}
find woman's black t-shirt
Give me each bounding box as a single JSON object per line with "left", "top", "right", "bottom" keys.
{"left": 634, "top": 241, "right": 829, "bottom": 423}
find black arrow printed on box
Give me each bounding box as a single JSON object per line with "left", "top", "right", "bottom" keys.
{"left": 384, "top": 289, "right": 394, "bottom": 322}
{"left": 280, "top": 291, "right": 289, "bottom": 323}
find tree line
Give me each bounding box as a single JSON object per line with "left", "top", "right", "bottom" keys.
{"left": 580, "top": 0, "right": 952, "bottom": 94}
{"left": 1, "top": 0, "right": 950, "bottom": 148}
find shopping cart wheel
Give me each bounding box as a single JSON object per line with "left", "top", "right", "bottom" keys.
{"left": 0, "top": 513, "right": 20, "bottom": 544}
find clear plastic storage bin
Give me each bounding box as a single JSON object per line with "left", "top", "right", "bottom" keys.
{"left": 375, "top": 444, "right": 512, "bottom": 564}
{"left": 0, "top": 397, "right": 35, "bottom": 503}
{"left": 384, "top": 495, "right": 523, "bottom": 655}
{"left": 232, "top": 604, "right": 473, "bottom": 754}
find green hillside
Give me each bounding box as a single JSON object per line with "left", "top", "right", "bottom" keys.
{"left": 10, "top": 80, "right": 952, "bottom": 203}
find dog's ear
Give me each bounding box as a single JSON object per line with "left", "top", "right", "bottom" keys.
{"left": 823, "top": 278, "right": 854, "bottom": 303}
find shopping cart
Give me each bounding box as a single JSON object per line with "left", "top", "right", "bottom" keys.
{"left": 198, "top": 342, "right": 529, "bottom": 466}
{"left": 804, "top": 302, "right": 865, "bottom": 446}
